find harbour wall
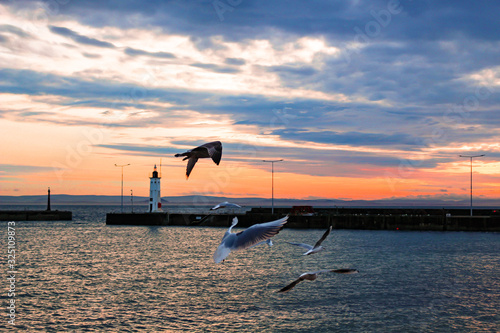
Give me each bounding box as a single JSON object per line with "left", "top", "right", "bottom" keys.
{"left": 0, "top": 210, "right": 72, "bottom": 221}
{"left": 106, "top": 207, "right": 500, "bottom": 232}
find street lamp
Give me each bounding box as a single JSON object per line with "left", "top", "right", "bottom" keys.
{"left": 459, "top": 154, "right": 485, "bottom": 216}
{"left": 130, "top": 189, "right": 134, "bottom": 213}
{"left": 115, "top": 163, "right": 130, "bottom": 212}
{"left": 262, "top": 159, "right": 283, "bottom": 214}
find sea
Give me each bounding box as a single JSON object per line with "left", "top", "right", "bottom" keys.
{"left": 1, "top": 205, "right": 499, "bottom": 332}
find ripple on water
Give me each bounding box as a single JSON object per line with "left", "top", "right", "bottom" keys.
{"left": 2, "top": 207, "right": 499, "bottom": 332}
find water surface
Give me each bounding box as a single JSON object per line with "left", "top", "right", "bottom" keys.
{"left": 1, "top": 205, "right": 498, "bottom": 332}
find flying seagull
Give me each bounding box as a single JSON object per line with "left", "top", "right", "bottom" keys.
{"left": 213, "top": 215, "right": 288, "bottom": 263}
{"left": 174, "top": 141, "right": 222, "bottom": 179}
{"left": 286, "top": 225, "right": 332, "bottom": 255}
{"left": 210, "top": 202, "right": 242, "bottom": 210}
{"left": 277, "top": 269, "right": 359, "bottom": 293}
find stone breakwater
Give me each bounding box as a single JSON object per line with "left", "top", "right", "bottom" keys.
{"left": 0, "top": 210, "right": 72, "bottom": 221}
{"left": 106, "top": 207, "right": 500, "bottom": 232}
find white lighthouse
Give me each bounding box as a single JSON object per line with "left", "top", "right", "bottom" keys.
{"left": 149, "top": 165, "right": 162, "bottom": 212}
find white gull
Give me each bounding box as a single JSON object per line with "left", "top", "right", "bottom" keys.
{"left": 210, "top": 202, "right": 242, "bottom": 210}
{"left": 213, "top": 216, "right": 288, "bottom": 263}
{"left": 286, "top": 225, "right": 332, "bottom": 255}
{"left": 277, "top": 268, "right": 359, "bottom": 293}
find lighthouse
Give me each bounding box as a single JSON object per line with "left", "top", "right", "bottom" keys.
{"left": 149, "top": 165, "right": 162, "bottom": 212}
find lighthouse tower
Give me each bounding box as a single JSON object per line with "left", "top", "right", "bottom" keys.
{"left": 149, "top": 165, "right": 162, "bottom": 212}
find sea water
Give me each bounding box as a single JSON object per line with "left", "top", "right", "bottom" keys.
{"left": 1, "top": 205, "right": 498, "bottom": 332}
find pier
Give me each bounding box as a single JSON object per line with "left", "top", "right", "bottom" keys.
{"left": 0, "top": 188, "right": 72, "bottom": 221}
{"left": 0, "top": 210, "right": 72, "bottom": 221}
{"left": 106, "top": 207, "right": 500, "bottom": 232}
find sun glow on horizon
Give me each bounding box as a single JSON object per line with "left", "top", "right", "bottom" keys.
{"left": 0, "top": 4, "right": 498, "bottom": 204}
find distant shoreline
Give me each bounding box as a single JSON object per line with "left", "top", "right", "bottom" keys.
{"left": 1, "top": 204, "right": 499, "bottom": 210}
{"left": 1, "top": 194, "right": 499, "bottom": 208}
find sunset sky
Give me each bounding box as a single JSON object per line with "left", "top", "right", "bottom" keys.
{"left": 0, "top": 1, "right": 499, "bottom": 203}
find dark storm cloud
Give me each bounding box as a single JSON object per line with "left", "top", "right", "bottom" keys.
{"left": 48, "top": 25, "right": 115, "bottom": 48}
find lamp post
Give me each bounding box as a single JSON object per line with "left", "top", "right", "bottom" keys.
{"left": 262, "top": 159, "right": 283, "bottom": 214}
{"left": 130, "top": 189, "right": 134, "bottom": 213}
{"left": 459, "top": 154, "right": 484, "bottom": 216}
{"left": 115, "top": 163, "right": 130, "bottom": 212}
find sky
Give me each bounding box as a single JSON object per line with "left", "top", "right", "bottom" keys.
{"left": 0, "top": 0, "right": 499, "bottom": 203}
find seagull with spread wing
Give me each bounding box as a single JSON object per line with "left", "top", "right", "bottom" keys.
{"left": 174, "top": 141, "right": 222, "bottom": 179}
{"left": 286, "top": 225, "right": 332, "bottom": 255}
{"left": 277, "top": 269, "right": 359, "bottom": 293}
{"left": 210, "top": 202, "right": 242, "bottom": 210}
{"left": 213, "top": 215, "right": 288, "bottom": 263}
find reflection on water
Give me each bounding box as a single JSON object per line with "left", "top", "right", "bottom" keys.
{"left": 1, "top": 206, "right": 499, "bottom": 332}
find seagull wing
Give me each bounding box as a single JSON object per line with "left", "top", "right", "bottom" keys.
{"left": 285, "top": 242, "right": 314, "bottom": 251}
{"left": 277, "top": 269, "right": 358, "bottom": 292}
{"left": 231, "top": 215, "right": 288, "bottom": 251}
{"left": 313, "top": 226, "right": 332, "bottom": 249}
{"left": 202, "top": 141, "right": 222, "bottom": 165}
{"left": 277, "top": 278, "right": 303, "bottom": 293}
{"left": 210, "top": 204, "right": 221, "bottom": 210}
{"left": 249, "top": 238, "right": 273, "bottom": 248}
{"left": 210, "top": 202, "right": 240, "bottom": 210}
{"left": 330, "top": 268, "right": 359, "bottom": 274}
{"left": 174, "top": 149, "right": 191, "bottom": 158}
{"left": 185, "top": 156, "right": 199, "bottom": 179}
{"left": 307, "top": 269, "right": 332, "bottom": 276}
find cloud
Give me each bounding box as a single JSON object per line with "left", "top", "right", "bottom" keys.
{"left": 8, "top": 1, "right": 494, "bottom": 45}
{"left": 272, "top": 128, "right": 419, "bottom": 147}
{"left": 1, "top": 65, "right": 495, "bottom": 154}
{"left": 1, "top": 1, "right": 499, "bottom": 199}
{"left": 0, "top": 68, "right": 195, "bottom": 106}
{"left": 225, "top": 57, "right": 246, "bottom": 66}
{"left": 124, "top": 47, "right": 176, "bottom": 59}
{"left": 48, "top": 25, "right": 115, "bottom": 48}
{"left": 190, "top": 62, "right": 240, "bottom": 74}
{"left": 267, "top": 65, "right": 318, "bottom": 77}
{"left": 82, "top": 52, "right": 101, "bottom": 58}
{"left": 0, "top": 24, "right": 31, "bottom": 38}
{"left": 97, "top": 144, "right": 178, "bottom": 156}
{"left": 0, "top": 164, "right": 54, "bottom": 175}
